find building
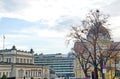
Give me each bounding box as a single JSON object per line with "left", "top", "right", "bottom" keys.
{"left": 0, "top": 46, "right": 50, "bottom": 79}
{"left": 34, "top": 53, "right": 75, "bottom": 79}
{"left": 73, "top": 25, "right": 120, "bottom": 79}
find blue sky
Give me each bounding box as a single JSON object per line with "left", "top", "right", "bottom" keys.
{"left": 0, "top": 0, "right": 120, "bottom": 54}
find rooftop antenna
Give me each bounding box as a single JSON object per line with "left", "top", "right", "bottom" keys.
{"left": 3, "top": 35, "right": 5, "bottom": 50}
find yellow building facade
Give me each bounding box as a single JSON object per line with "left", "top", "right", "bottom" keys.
{"left": 74, "top": 42, "right": 120, "bottom": 79}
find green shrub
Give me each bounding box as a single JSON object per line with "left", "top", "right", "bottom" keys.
{"left": 1, "top": 74, "right": 7, "bottom": 79}
{"left": 31, "top": 77, "right": 34, "bottom": 79}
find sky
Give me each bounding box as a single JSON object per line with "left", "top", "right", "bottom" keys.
{"left": 0, "top": 0, "right": 120, "bottom": 54}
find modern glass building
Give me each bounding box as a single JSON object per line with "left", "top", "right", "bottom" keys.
{"left": 34, "top": 53, "right": 75, "bottom": 79}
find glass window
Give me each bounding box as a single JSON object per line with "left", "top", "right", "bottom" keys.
{"left": 24, "top": 59, "right": 26, "bottom": 63}
{"left": 27, "top": 59, "right": 29, "bottom": 63}
{"left": 30, "top": 59, "right": 32, "bottom": 64}
{"left": 18, "top": 69, "right": 24, "bottom": 77}
{"left": 115, "top": 70, "right": 120, "bottom": 77}
{"left": 20, "top": 58, "right": 22, "bottom": 63}
{"left": 7, "top": 58, "right": 11, "bottom": 63}
{"left": 16, "top": 58, "right": 19, "bottom": 63}
{"left": 38, "top": 70, "right": 41, "bottom": 76}
{"left": 26, "top": 71, "right": 28, "bottom": 77}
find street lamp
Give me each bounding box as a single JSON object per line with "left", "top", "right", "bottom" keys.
{"left": 102, "top": 64, "right": 106, "bottom": 79}
{"left": 103, "top": 64, "right": 106, "bottom": 73}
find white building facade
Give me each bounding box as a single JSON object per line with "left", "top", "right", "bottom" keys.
{"left": 0, "top": 46, "right": 50, "bottom": 79}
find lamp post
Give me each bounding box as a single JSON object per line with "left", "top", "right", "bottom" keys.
{"left": 114, "top": 57, "right": 118, "bottom": 78}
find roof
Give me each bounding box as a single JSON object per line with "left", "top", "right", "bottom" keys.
{"left": 74, "top": 41, "right": 120, "bottom": 53}
{"left": 74, "top": 41, "right": 87, "bottom": 53}
{"left": 110, "top": 42, "right": 120, "bottom": 51}
{"left": 0, "top": 46, "right": 34, "bottom": 54}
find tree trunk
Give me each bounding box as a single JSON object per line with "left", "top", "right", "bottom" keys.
{"left": 94, "top": 66, "right": 98, "bottom": 79}
{"left": 84, "top": 70, "right": 88, "bottom": 78}
{"left": 100, "top": 61, "right": 105, "bottom": 79}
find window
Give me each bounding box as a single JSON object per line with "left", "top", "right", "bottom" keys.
{"left": 30, "top": 59, "right": 32, "bottom": 64}
{"left": 35, "top": 71, "right": 37, "bottom": 76}
{"left": 31, "top": 71, "right": 33, "bottom": 77}
{"left": 16, "top": 58, "right": 19, "bottom": 63}
{"left": 38, "top": 70, "right": 42, "bottom": 76}
{"left": 27, "top": 59, "right": 29, "bottom": 63}
{"left": 18, "top": 69, "right": 24, "bottom": 77}
{"left": 26, "top": 71, "right": 28, "bottom": 77}
{"left": 24, "top": 59, "right": 26, "bottom": 63}
{"left": 27, "top": 70, "right": 30, "bottom": 77}
{"left": 115, "top": 70, "right": 120, "bottom": 77}
{"left": 7, "top": 58, "right": 11, "bottom": 63}
{"left": 20, "top": 58, "right": 22, "bottom": 63}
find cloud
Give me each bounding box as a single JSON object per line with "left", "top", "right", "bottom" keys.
{"left": 108, "top": 16, "right": 120, "bottom": 41}
{"left": 0, "top": 0, "right": 28, "bottom": 12}
{"left": 0, "top": 29, "right": 71, "bottom": 54}
{"left": 0, "top": 0, "right": 117, "bottom": 26}
{"left": 19, "top": 26, "right": 67, "bottom": 38}
{"left": 101, "top": 0, "right": 120, "bottom": 41}
{"left": 101, "top": 0, "right": 120, "bottom": 16}
{"left": 0, "top": 0, "right": 120, "bottom": 53}
{"left": 0, "top": 26, "right": 68, "bottom": 45}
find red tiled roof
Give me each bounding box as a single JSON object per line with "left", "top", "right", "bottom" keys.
{"left": 110, "top": 42, "right": 120, "bottom": 51}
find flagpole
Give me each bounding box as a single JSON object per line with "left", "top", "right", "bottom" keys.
{"left": 3, "top": 35, "right": 5, "bottom": 50}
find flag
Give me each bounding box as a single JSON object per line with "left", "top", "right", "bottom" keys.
{"left": 3, "top": 35, "right": 5, "bottom": 39}
{"left": 3, "top": 35, "right": 5, "bottom": 49}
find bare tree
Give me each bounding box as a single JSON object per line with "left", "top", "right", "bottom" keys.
{"left": 67, "top": 10, "right": 118, "bottom": 79}
{"left": 106, "top": 42, "right": 120, "bottom": 79}
{"left": 73, "top": 42, "right": 91, "bottom": 78}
